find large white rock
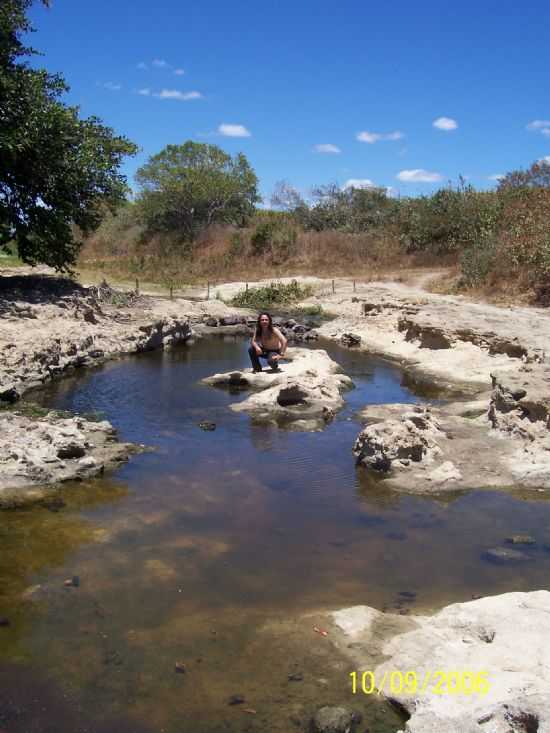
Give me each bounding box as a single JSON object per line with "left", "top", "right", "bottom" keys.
{"left": 203, "top": 347, "right": 353, "bottom": 430}
{"left": 331, "top": 591, "right": 550, "bottom": 732}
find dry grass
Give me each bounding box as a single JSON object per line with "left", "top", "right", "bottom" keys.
{"left": 79, "top": 222, "right": 443, "bottom": 290}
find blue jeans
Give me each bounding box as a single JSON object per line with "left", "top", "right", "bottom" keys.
{"left": 248, "top": 345, "right": 280, "bottom": 371}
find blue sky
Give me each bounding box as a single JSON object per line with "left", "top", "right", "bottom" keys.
{"left": 28, "top": 0, "right": 550, "bottom": 202}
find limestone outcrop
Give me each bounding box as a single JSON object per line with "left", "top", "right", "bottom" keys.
{"left": 352, "top": 365, "right": 550, "bottom": 493}
{"left": 330, "top": 591, "right": 550, "bottom": 733}
{"left": 0, "top": 411, "right": 138, "bottom": 506}
{"left": 0, "top": 274, "right": 193, "bottom": 404}
{"left": 203, "top": 348, "right": 353, "bottom": 430}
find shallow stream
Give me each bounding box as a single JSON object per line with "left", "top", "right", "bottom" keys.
{"left": 2, "top": 337, "right": 550, "bottom": 732}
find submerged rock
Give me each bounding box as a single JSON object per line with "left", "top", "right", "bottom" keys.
{"left": 484, "top": 547, "right": 531, "bottom": 564}
{"left": 311, "top": 706, "right": 361, "bottom": 733}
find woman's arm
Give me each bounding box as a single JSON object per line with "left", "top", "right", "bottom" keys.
{"left": 274, "top": 327, "right": 288, "bottom": 355}
{"left": 251, "top": 335, "right": 262, "bottom": 354}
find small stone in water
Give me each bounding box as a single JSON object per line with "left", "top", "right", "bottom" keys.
{"left": 175, "top": 662, "right": 186, "bottom": 674}
{"left": 505, "top": 534, "right": 536, "bottom": 545}
{"left": 0, "top": 617, "right": 10, "bottom": 627}
{"left": 288, "top": 672, "right": 304, "bottom": 682}
{"left": 63, "top": 575, "right": 80, "bottom": 587}
{"left": 228, "top": 694, "right": 245, "bottom": 705}
{"left": 198, "top": 421, "right": 216, "bottom": 431}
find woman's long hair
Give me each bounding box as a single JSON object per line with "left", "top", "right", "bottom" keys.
{"left": 254, "top": 312, "right": 274, "bottom": 340}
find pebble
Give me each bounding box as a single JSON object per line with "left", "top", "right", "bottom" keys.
{"left": 174, "top": 662, "right": 186, "bottom": 674}
{"left": 288, "top": 672, "right": 304, "bottom": 682}
{"left": 228, "top": 695, "right": 245, "bottom": 705}
{"left": 0, "top": 617, "right": 10, "bottom": 627}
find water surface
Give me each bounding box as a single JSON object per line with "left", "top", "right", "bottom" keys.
{"left": 2, "top": 337, "right": 550, "bottom": 732}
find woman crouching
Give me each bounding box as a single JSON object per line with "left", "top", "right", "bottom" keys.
{"left": 248, "top": 312, "right": 288, "bottom": 373}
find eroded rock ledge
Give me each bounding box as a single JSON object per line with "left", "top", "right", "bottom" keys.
{"left": 203, "top": 348, "right": 353, "bottom": 431}
{"left": 0, "top": 275, "right": 193, "bottom": 405}
{"left": 352, "top": 369, "right": 550, "bottom": 493}
{"left": 0, "top": 411, "right": 138, "bottom": 506}
{"left": 330, "top": 591, "right": 550, "bottom": 733}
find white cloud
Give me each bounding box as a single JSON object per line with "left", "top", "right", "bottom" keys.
{"left": 102, "top": 81, "right": 122, "bottom": 91}
{"left": 357, "top": 130, "right": 404, "bottom": 143}
{"left": 397, "top": 169, "right": 442, "bottom": 183}
{"left": 174, "top": 68, "right": 185, "bottom": 76}
{"left": 433, "top": 116, "right": 458, "bottom": 131}
{"left": 155, "top": 89, "right": 202, "bottom": 100}
{"left": 527, "top": 120, "right": 550, "bottom": 136}
{"left": 218, "top": 123, "right": 251, "bottom": 138}
{"left": 488, "top": 174, "right": 504, "bottom": 181}
{"left": 527, "top": 120, "right": 550, "bottom": 130}
{"left": 343, "top": 178, "right": 374, "bottom": 189}
{"left": 314, "top": 143, "right": 341, "bottom": 154}
{"left": 137, "top": 62, "right": 147, "bottom": 70}
{"left": 539, "top": 156, "right": 550, "bottom": 164}
{"left": 137, "top": 88, "right": 151, "bottom": 96}
{"left": 152, "top": 59, "right": 169, "bottom": 68}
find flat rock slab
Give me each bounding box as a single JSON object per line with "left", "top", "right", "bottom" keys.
{"left": 0, "top": 411, "right": 138, "bottom": 505}
{"left": 203, "top": 348, "right": 353, "bottom": 430}
{"left": 330, "top": 591, "right": 550, "bottom": 733}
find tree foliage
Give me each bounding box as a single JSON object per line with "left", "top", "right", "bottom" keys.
{"left": 0, "top": 0, "right": 137, "bottom": 270}
{"left": 135, "top": 141, "right": 260, "bottom": 242}
{"left": 497, "top": 159, "right": 550, "bottom": 190}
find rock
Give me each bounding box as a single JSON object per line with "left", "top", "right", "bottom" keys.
{"left": 277, "top": 385, "right": 309, "bottom": 407}
{"left": 484, "top": 547, "right": 531, "bottom": 564}
{"left": 331, "top": 591, "right": 550, "bottom": 733}
{"left": 204, "top": 317, "right": 218, "bottom": 327}
{"left": 340, "top": 333, "right": 361, "bottom": 347}
{"left": 56, "top": 442, "right": 86, "bottom": 459}
{"left": 310, "top": 706, "right": 361, "bottom": 733}
{"left": 0, "top": 617, "right": 10, "bottom": 627}
{"left": 198, "top": 421, "right": 216, "bottom": 431}
{"left": 285, "top": 319, "right": 297, "bottom": 328}
{"left": 228, "top": 695, "right": 245, "bottom": 705}
{"left": 353, "top": 407, "right": 441, "bottom": 472}
{"left": 0, "top": 412, "right": 136, "bottom": 502}
{"left": 505, "top": 534, "right": 536, "bottom": 545}
{"left": 63, "top": 576, "right": 80, "bottom": 587}
{"left": 219, "top": 316, "right": 239, "bottom": 326}
{"left": 174, "top": 662, "right": 186, "bottom": 674}
{"left": 287, "top": 672, "right": 303, "bottom": 682}
{"left": 0, "top": 387, "right": 19, "bottom": 404}
{"left": 203, "top": 348, "right": 353, "bottom": 431}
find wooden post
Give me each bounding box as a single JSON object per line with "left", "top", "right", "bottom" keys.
{"left": 207, "top": 281, "right": 210, "bottom": 300}
{"left": 246, "top": 283, "right": 249, "bottom": 292}
{"left": 353, "top": 280, "right": 356, "bottom": 292}
{"left": 332, "top": 279, "right": 335, "bottom": 294}
{"left": 169, "top": 285, "right": 173, "bottom": 300}
{"left": 135, "top": 278, "right": 139, "bottom": 295}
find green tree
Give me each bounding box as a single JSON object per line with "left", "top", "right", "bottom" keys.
{"left": 135, "top": 141, "right": 260, "bottom": 242}
{"left": 0, "top": 0, "right": 137, "bottom": 270}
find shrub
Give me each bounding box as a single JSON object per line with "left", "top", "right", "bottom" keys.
{"left": 250, "top": 216, "right": 297, "bottom": 262}
{"left": 230, "top": 280, "right": 313, "bottom": 309}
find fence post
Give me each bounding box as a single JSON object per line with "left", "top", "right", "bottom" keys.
{"left": 207, "top": 281, "right": 210, "bottom": 300}
{"left": 135, "top": 278, "right": 139, "bottom": 295}
{"left": 246, "top": 283, "right": 249, "bottom": 292}
{"left": 169, "top": 285, "right": 173, "bottom": 300}
{"left": 353, "top": 280, "right": 356, "bottom": 292}
{"left": 332, "top": 279, "right": 335, "bottom": 294}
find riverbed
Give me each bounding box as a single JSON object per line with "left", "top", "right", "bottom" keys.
{"left": 2, "top": 337, "right": 550, "bottom": 732}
